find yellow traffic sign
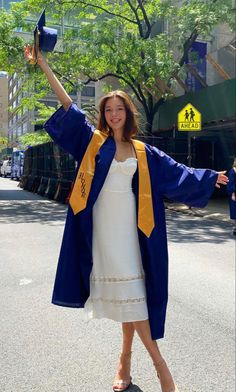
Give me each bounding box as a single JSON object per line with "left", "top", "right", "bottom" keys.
{"left": 178, "top": 103, "right": 201, "bottom": 131}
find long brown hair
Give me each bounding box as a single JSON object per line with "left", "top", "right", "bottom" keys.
{"left": 97, "top": 90, "right": 139, "bottom": 141}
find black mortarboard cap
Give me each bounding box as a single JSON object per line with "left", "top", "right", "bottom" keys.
{"left": 34, "top": 9, "right": 57, "bottom": 53}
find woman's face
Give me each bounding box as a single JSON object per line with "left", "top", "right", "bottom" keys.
{"left": 104, "top": 97, "right": 126, "bottom": 134}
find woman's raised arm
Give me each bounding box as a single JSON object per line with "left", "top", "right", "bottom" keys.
{"left": 24, "top": 45, "right": 72, "bottom": 111}
{"left": 24, "top": 45, "right": 94, "bottom": 161}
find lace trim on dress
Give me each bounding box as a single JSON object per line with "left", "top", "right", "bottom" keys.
{"left": 89, "top": 297, "right": 146, "bottom": 304}
{"left": 91, "top": 274, "right": 144, "bottom": 282}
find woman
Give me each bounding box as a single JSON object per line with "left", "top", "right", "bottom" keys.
{"left": 227, "top": 158, "right": 236, "bottom": 235}
{"left": 25, "top": 45, "right": 228, "bottom": 392}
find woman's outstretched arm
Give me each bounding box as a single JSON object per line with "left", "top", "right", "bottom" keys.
{"left": 24, "top": 45, "right": 94, "bottom": 160}
{"left": 151, "top": 146, "right": 228, "bottom": 207}
{"left": 24, "top": 45, "right": 72, "bottom": 111}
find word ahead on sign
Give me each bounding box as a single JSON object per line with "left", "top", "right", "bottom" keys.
{"left": 178, "top": 103, "right": 201, "bottom": 131}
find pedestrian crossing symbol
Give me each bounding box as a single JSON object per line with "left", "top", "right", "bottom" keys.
{"left": 178, "top": 103, "right": 201, "bottom": 131}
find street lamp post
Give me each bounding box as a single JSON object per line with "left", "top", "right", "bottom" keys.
{"left": 187, "top": 132, "right": 192, "bottom": 167}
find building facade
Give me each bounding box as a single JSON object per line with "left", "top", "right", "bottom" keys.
{"left": 1, "top": 0, "right": 99, "bottom": 145}
{"left": 152, "top": 22, "right": 236, "bottom": 173}
{"left": 0, "top": 72, "right": 8, "bottom": 138}
{"left": 8, "top": 73, "right": 32, "bottom": 145}
{"left": 7, "top": 71, "right": 98, "bottom": 145}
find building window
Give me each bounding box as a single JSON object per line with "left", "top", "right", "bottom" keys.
{"left": 17, "top": 126, "right": 22, "bottom": 136}
{"left": 45, "top": 101, "right": 58, "bottom": 108}
{"left": 81, "top": 86, "right": 95, "bottom": 97}
{"left": 22, "top": 122, "right": 27, "bottom": 133}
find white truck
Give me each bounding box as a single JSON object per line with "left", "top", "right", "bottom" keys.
{"left": 0, "top": 159, "right": 12, "bottom": 177}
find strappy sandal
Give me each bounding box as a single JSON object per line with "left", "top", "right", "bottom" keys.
{"left": 112, "top": 377, "right": 132, "bottom": 392}
{"left": 154, "top": 359, "right": 179, "bottom": 392}
{"left": 113, "top": 352, "right": 132, "bottom": 392}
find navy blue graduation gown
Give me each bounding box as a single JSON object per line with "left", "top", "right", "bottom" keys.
{"left": 227, "top": 168, "right": 236, "bottom": 220}
{"left": 44, "top": 103, "right": 218, "bottom": 340}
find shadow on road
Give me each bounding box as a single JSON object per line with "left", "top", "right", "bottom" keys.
{"left": 0, "top": 189, "right": 67, "bottom": 225}
{"left": 166, "top": 210, "right": 233, "bottom": 244}
{"left": 0, "top": 201, "right": 67, "bottom": 225}
{"left": 0, "top": 183, "right": 67, "bottom": 225}
{"left": 0, "top": 188, "right": 233, "bottom": 243}
{"left": 0, "top": 188, "right": 43, "bottom": 201}
{"left": 123, "top": 384, "right": 144, "bottom": 392}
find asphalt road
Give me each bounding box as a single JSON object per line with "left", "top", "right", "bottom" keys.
{"left": 0, "top": 177, "right": 235, "bottom": 392}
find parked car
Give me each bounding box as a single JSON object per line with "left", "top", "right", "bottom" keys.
{"left": 0, "top": 159, "right": 12, "bottom": 177}
{"left": 11, "top": 150, "right": 24, "bottom": 180}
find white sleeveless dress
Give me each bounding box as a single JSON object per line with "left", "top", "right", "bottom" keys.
{"left": 84, "top": 157, "right": 148, "bottom": 322}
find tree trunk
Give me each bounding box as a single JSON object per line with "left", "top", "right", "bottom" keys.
{"left": 144, "top": 111, "right": 154, "bottom": 135}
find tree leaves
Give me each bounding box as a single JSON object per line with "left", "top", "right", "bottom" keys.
{"left": 19, "top": 131, "right": 52, "bottom": 148}
{"left": 0, "top": 0, "right": 234, "bottom": 133}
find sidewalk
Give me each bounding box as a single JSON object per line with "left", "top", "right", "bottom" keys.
{"left": 165, "top": 198, "right": 230, "bottom": 222}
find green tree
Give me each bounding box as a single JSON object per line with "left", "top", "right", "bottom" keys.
{"left": 0, "top": 0, "right": 235, "bottom": 133}
{"left": 19, "top": 131, "right": 52, "bottom": 148}
{"left": 0, "top": 136, "right": 8, "bottom": 151}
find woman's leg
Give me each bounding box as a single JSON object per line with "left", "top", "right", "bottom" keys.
{"left": 113, "top": 322, "right": 135, "bottom": 390}
{"left": 121, "top": 322, "right": 135, "bottom": 354}
{"left": 133, "top": 319, "right": 176, "bottom": 392}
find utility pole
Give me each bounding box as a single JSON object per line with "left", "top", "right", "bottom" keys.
{"left": 187, "top": 132, "right": 193, "bottom": 167}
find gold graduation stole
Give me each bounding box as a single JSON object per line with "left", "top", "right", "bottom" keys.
{"left": 69, "top": 132, "right": 155, "bottom": 237}
{"left": 69, "top": 130, "right": 108, "bottom": 214}
{"left": 132, "top": 139, "right": 155, "bottom": 238}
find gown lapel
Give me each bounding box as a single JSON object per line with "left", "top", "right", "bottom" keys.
{"left": 87, "top": 137, "right": 116, "bottom": 207}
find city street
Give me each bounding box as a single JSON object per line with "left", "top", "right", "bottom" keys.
{"left": 0, "top": 177, "right": 235, "bottom": 392}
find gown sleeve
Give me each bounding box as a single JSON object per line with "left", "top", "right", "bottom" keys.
{"left": 152, "top": 146, "right": 218, "bottom": 207}
{"left": 44, "top": 103, "right": 94, "bottom": 161}
{"left": 227, "top": 169, "right": 236, "bottom": 195}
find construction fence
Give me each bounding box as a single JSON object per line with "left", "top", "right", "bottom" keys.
{"left": 20, "top": 142, "right": 76, "bottom": 203}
